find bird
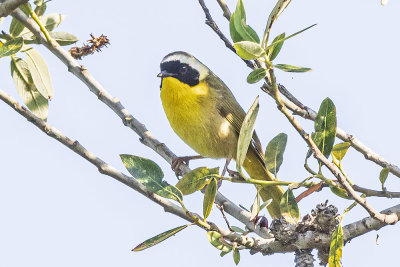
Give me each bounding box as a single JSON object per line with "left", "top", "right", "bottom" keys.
{"left": 158, "top": 51, "right": 284, "bottom": 218}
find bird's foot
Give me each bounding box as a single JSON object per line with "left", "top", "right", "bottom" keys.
{"left": 171, "top": 155, "right": 204, "bottom": 177}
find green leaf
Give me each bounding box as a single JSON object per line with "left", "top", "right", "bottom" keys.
{"left": 268, "top": 33, "right": 285, "bottom": 61}
{"left": 203, "top": 177, "right": 217, "bottom": 220}
{"left": 265, "top": 133, "right": 287, "bottom": 176}
{"left": 220, "top": 251, "right": 230, "bottom": 257}
{"left": 25, "top": 48, "right": 54, "bottom": 99}
{"left": 11, "top": 56, "right": 48, "bottom": 120}
{"left": 120, "top": 154, "right": 183, "bottom": 202}
{"left": 132, "top": 224, "right": 189, "bottom": 251}
{"left": 279, "top": 189, "right": 300, "bottom": 224}
{"left": 329, "top": 219, "right": 343, "bottom": 267}
{"left": 247, "top": 68, "right": 267, "bottom": 84}
{"left": 49, "top": 32, "right": 78, "bottom": 46}
{"left": 41, "top": 13, "right": 66, "bottom": 31}
{"left": 34, "top": 0, "right": 47, "bottom": 16}
{"left": 274, "top": 64, "right": 312, "bottom": 73}
{"left": 379, "top": 168, "right": 390, "bottom": 190}
{"left": 176, "top": 167, "right": 219, "bottom": 195}
{"left": 231, "top": 226, "right": 246, "bottom": 234}
{"left": 314, "top": 98, "right": 337, "bottom": 158}
{"left": 236, "top": 96, "right": 259, "bottom": 173}
{"left": 234, "top": 41, "right": 265, "bottom": 60}
{"left": 265, "top": 0, "right": 292, "bottom": 41}
{"left": 259, "top": 199, "right": 273, "bottom": 211}
{"left": 250, "top": 191, "right": 260, "bottom": 222}
{"left": 233, "top": 247, "right": 240, "bottom": 265}
{"left": 9, "top": 3, "right": 31, "bottom": 37}
{"left": 206, "top": 231, "right": 232, "bottom": 252}
{"left": 0, "top": 37, "right": 24, "bottom": 58}
{"left": 229, "top": 0, "right": 260, "bottom": 43}
{"left": 329, "top": 186, "right": 351, "bottom": 200}
{"left": 331, "top": 142, "right": 351, "bottom": 162}
{"left": 268, "top": 24, "right": 317, "bottom": 49}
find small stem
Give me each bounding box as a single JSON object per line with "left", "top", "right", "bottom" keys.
{"left": 333, "top": 158, "right": 354, "bottom": 186}
{"left": 220, "top": 176, "right": 292, "bottom": 187}
{"left": 27, "top": 4, "right": 51, "bottom": 44}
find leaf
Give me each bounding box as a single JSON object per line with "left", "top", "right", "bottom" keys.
{"left": 379, "top": 168, "right": 390, "bottom": 190}
{"left": 206, "top": 231, "right": 232, "bottom": 253}
{"left": 132, "top": 224, "right": 189, "bottom": 251}
{"left": 314, "top": 98, "right": 337, "bottom": 158}
{"left": 279, "top": 189, "right": 300, "bottom": 224}
{"left": 41, "top": 13, "right": 66, "bottom": 31}
{"left": 0, "top": 37, "right": 24, "bottom": 58}
{"left": 234, "top": 41, "right": 265, "bottom": 60}
{"left": 268, "top": 24, "right": 317, "bottom": 49}
{"left": 329, "top": 219, "right": 343, "bottom": 267}
{"left": 331, "top": 142, "right": 351, "bottom": 162}
{"left": 231, "top": 226, "right": 246, "bottom": 234}
{"left": 233, "top": 247, "right": 240, "bottom": 265}
{"left": 120, "top": 154, "right": 183, "bottom": 202}
{"left": 247, "top": 68, "right": 267, "bottom": 84}
{"left": 259, "top": 199, "right": 273, "bottom": 211}
{"left": 236, "top": 96, "right": 259, "bottom": 173}
{"left": 250, "top": 191, "right": 260, "bottom": 222}
{"left": 274, "top": 64, "right": 311, "bottom": 73}
{"left": 265, "top": 133, "right": 288, "bottom": 176}
{"left": 220, "top": 251, "right": 230, "bottom": 257}
{"left": 229, "top": 0, "right": 260, "bottom": 43}
{"left": 11, "top": 56, "right": 48, "bottom": 120}
{"left": 176, "top": 167, "right": 219, "bottom": 195}
{"left": 9, "top": 3, "right": 31, "bottom": 37}
{"left": 25, "top": 48, "right": 54, "bottom": 99}
{"left": 50, "top": 32, "right": 78, "bottom": 46}
{"left": 265, "top": 0, "right": 292, "bottom": 40}
{"left": 330, "top": 186, "right": 351, "bottom": 200}
{"left": 203, "top": 177, "right": 217, "bottom": 220}
{"left": 269, "top": 33, "right": 285, "bottom": 60}
{"left": 34, "top": 0, "right": 47, "bottom": 16}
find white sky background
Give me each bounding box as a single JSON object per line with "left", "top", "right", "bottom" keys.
{"left": 0, "top": 0, "right": 399, "bottom": 266}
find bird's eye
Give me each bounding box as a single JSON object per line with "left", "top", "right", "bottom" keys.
{"left": 180, "top": 66, "right": 187, "bottom": 75}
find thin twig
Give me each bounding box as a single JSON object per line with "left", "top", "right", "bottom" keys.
{"left": 216, "top": 204, "right": 234, "bottom": 231}
{"left": 216, "top": 0, "right": 231, "bottom": 20}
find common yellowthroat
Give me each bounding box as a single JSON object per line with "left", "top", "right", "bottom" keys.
{"left": 158, "top": 51, "right": 284, "bottom": 217}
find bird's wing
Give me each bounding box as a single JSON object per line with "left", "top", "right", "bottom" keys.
{"left": 206, "top": 73, "right": 265, "bottom": 163}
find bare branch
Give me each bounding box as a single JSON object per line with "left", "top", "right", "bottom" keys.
{"left": 0, "top": 0, "right": 27, "bottom": 18}
{"left": 216, "top": 0, "right": 231, "bottom": 20}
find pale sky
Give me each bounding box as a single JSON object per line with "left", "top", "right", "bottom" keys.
{"left": 0, "top": 1, "right": 399, "bottom": 266}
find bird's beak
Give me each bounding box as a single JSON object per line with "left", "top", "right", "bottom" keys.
{"left": 157, "top": 70, "right": 175, "bottom": 78}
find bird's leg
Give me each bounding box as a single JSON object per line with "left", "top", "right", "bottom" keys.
{"left": 221, "top": 158, "right": 232, "bottom": 177}
{"left": 172, "top": 155, "right": 204, "bottom": 176}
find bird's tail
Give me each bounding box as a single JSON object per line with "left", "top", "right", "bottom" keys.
{"left": 243, "top": 149, "right": 284, "bottom": 218}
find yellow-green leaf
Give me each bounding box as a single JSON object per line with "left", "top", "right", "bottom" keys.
{"left": 9, "top": 3, "right": 31, "bottom": 37}
{"left": 0, "top": 37, "right": 24, "bottom": 58}
{"left": 265, "top": 0, "right": 292, "bottom": 40}
{"left": 203, "top": 177, "right": 217, "bottom": 220}
{"left": 176, "top": 167, "right": 219, "bottom": 195}
{"left": 236, "top": 96, "right": 259, "bottom": 173}
{"left": 265, "top": 133, "right": 288, "bottom": 176}
{"left": 25, "top": 48, "right": 53, "bottom": 99}
{"left": 234, "top": 41, "right": 265, "bottom": 60}
{"left": 379, "top": 168, "right": 390, "bottom": 190}
{"left": 330, "top": 186, "right": 351, "bottom": 200}
{"left": 41, "top": 13, "right": 66, "bottom": 31}
{"left": 274, "top": 64, "right": 311, "bottom": 73}
{"left": 132, "top": 224, "right": 189, "bottom": 251}
{"left": 329, "top": 219, "right": 343, "bottom": 267}
{"left": 268, "top": 33, "right": 285, "bottom": 61}
{"left": 250, "top": 191, "right": 260, "bottom": 222}
{"left": 206, "top": 231, "right": 232, "bottom": 252}
{"left": 331, "top": 142, "right": 351, "bottom": 162}
{"left": 233, "top": 247, "right": 240, "bottom": 265}
{"left": 279, "top": 189, "right": 300, "bottom": 224}
{"left": 11, "top": 56, "right": 48, "bottom": 120}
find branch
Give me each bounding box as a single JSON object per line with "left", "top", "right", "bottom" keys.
{"left": 209, "top": 0, "right": 400, "bottom": 180}
{"left": 10, "top": 8, "right": 271, "bottom": 238}
{"left": 0, "top": 0, "right": 27, "bottom": 17}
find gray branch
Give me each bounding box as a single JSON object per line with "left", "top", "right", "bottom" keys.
{"left": 0, "top": 0, "right": 27, "bottom": 18}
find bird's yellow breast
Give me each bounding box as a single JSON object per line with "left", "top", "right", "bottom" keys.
{"left": 160, "top": 77, "right": 237, "bottom": 158}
